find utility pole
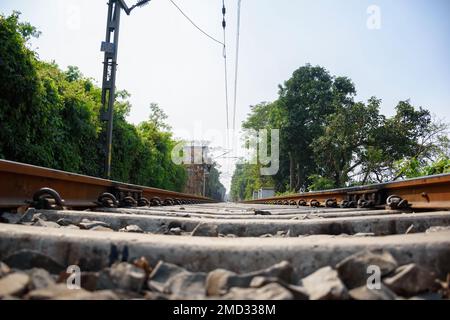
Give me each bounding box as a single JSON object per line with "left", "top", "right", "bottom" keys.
{"left": 202, "top": 146, "right": 212, "bottom": 197}
{"left": 202, "top": 166, "right": 206, "bottom": 197}
{"left": 100, "top": 0, "right": 150, "bottom": 179}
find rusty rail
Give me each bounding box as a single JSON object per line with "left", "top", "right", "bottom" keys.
{"left": 244, "top": 174, "right": 450, "bottom": 210}
{"left": 0, "top": 160, "right": 214, "bottom": 210}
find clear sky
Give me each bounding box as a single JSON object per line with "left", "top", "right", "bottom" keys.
{"left": 1, "top": 0, "right": 449, "bottom": 190}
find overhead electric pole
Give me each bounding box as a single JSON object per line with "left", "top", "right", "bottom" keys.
{"left": 100, "top": 0, "right": 151, "bottom": 179}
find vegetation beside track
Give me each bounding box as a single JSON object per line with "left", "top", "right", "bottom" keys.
{"left": 231, "top": 65, "right": 450, "bottom": 201}
{"left": 0, "top": 12, "right": 225, "bottom": 199}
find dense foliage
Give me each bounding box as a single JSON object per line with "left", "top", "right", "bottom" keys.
{"left": 231, "top": 64, "right": 449, "bottom": 201}
{"left": 205, "top": 164, "right": 226, "bottom": 201}
{"left": 0, "top": 12, "right": 188, "bottom": 191}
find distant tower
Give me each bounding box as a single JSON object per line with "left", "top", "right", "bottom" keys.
{"left": 183, "top": 143, "right": 212, "bottom": 196}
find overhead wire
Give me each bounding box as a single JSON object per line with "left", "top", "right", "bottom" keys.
{"left": 232, "top": 0, "right": 242, "bottom": 131}
{"left": 222, "top": 0, "right": 230, "bottom": 131}
{"left": 164, "top": 0, "right": 239, "bottom": 190}
{"left": 167, "top": 0, "right": 224, "bottom": 46}
{"left": 167, "top": 0, "right": 230, "bottom": 132}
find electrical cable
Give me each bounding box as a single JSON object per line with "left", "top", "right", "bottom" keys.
{"left": 167, "top": 0, "right": 224, "bottom": 46}
{"left": 168, "top": 0, "right": 230, "bottom": 132}
{"left": 222, "top": 0, "right": 230, "bottom": 131}
{"left": 232, "top": 0, "right": 242, "bottom": 131}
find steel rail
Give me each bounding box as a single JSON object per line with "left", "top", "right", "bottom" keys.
{"left": 0, "top": 160, "right": 214, "bottom": 210}
{"left": 244, "top": 174, "right": 450, "bottom": 210}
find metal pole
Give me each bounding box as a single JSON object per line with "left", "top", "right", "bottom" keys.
{"left": 203, "top": 166, "right": 206, "bottom": 197}
{"left": 101, "top": 0, "right": 122, "bottom": 179}
{"left": 202, "top": 146, "right": 207, "bottom": 197}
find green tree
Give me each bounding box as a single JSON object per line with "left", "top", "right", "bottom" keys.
{"left": 312, "top": 97, "right": 383, "bottom": 187}
{"left": 148, "top": 102, "right": 171, "bottom": 131}
{"left": 307, "top": 175, "right": 336, "bottom": 191}
{"left": 205, "top": 163, "right": 226, "bottom": 201}
{"left": 237, "top": 64, "right": 356, "bottom": 196}
{"left": 0, "top": 12, "right": 40, "bottom": 162}
{"left": 358, "top": 100, "right": 448, "bottom": 183}
{"left": 278, "top": 65, "right": 356, "bottom": 191}
{"left": 230, "top": 163, "right": 257, "bottom": 201}
{"left": 64, "top": 65, "right": 83, "bottom": 82}
{"left": 232, "top": 64, "right": 449, "bottom": 196}
{"left": 0, "top": 12, "right": 189, "bottom": 192}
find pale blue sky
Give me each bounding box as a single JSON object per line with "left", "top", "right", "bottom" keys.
{"left": 1, "top": 0, "right": 449, "bottom": 189}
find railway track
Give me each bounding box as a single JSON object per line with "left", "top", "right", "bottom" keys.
{"left": 0, "top": 160, "right": 213, "bottom": 210}
{"left": 0, "top": 160, "right": 449, "bottom": 300}
{"left": 244, "top": 173, "right": 450, "bottom": 210}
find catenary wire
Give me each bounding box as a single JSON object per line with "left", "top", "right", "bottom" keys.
{"left": 222, "top": 0, "right": 230, "bottom": 131}
{"left": 232, "top": 0, "right": 242, "bottom": 131}
{"left": 168, "top": 0, "right": 224, "bottom": 46}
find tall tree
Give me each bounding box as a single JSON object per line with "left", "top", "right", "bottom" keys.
{"left": 313, "top": 97, "right": 383, "bottom": 187}
{"left": 242, "top": 64, "right": 356, "bottom": 192}
{"left": 0, "top": 12, "right": 189, "bottom": 192}
{"left": 232, "top": 64, "right": 449, "bottom": 198}
{"left": 205, "top": 164, "right": 226, "bottom": 201}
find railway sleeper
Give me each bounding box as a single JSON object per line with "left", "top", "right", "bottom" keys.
{"left": 0, "top": 223, "right": 449, "bottom": 300}
{"left": 2, "top": 208, "right": 450, "bottom": 238}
